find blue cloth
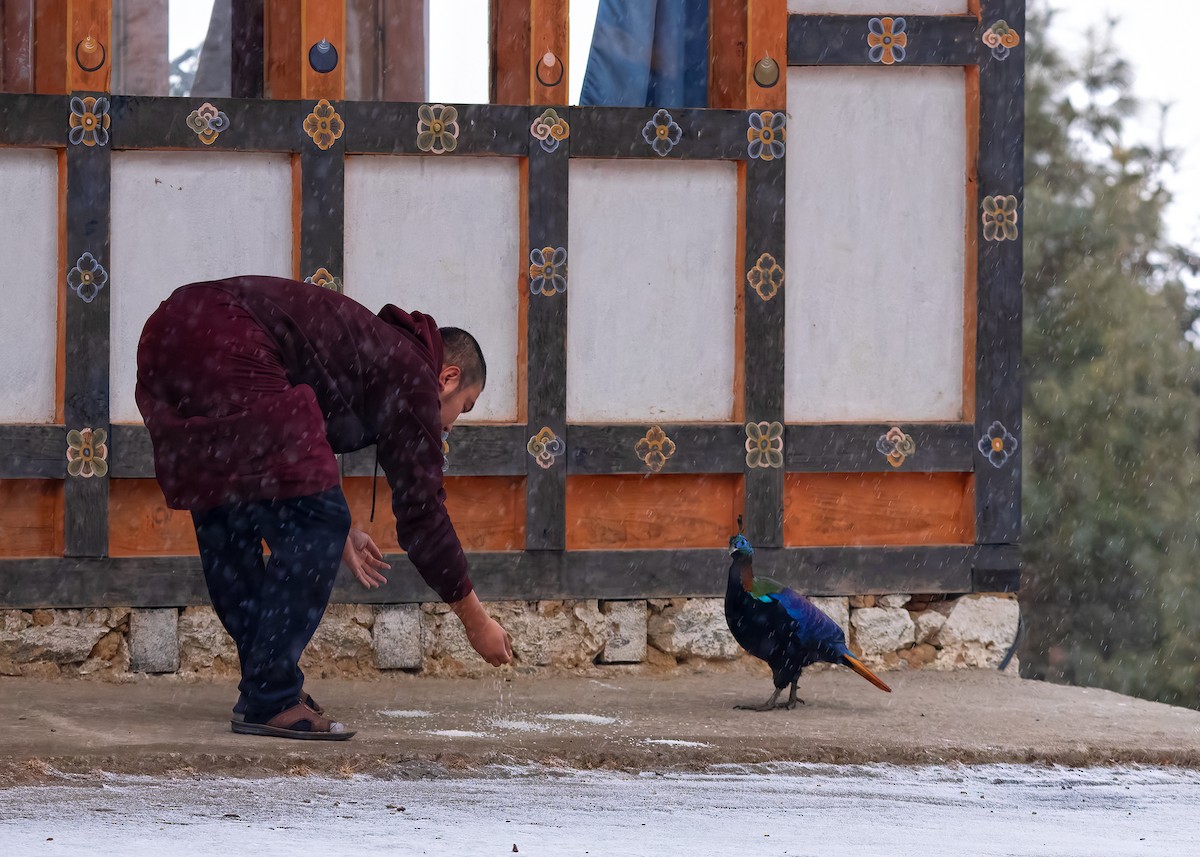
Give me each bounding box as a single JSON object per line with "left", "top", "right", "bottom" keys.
{"left": 193, "top": 487, "right": 351, "bottom": 722}
{"left": 579, "top": 0, "right": 708, "bottom": 108}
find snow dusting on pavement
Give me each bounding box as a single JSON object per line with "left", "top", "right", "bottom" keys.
{"left": 1, "top": 764, "right": 1197, "bottom": 856}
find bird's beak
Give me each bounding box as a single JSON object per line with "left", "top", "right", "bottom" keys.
{"left": 843, "top": 655, "right": 893, "bottom": 693}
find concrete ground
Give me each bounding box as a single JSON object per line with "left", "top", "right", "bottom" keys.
{"left": 2, "top": 669, "right": 1199, "bottom": 784}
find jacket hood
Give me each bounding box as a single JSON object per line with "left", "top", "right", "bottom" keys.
{"left": 377, "top": 305, "right": 444, "bottom": 374}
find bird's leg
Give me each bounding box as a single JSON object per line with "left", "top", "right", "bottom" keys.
{"left": 782, "top": 678, "right": 805, "bottom": 710}
{"left": 734, "top": 687, "right": 783, "bottom": 712}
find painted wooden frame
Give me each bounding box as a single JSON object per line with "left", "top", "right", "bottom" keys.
{"left": 0, "top": 0, "right": 1023, "bottom": 607}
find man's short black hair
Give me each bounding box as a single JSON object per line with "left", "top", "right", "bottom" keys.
{"left": 440, "top": 327, "right": 487, "bottom": 390}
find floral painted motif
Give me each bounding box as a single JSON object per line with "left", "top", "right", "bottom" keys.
{"left": 747, "top": 253, "right": 784, "bottom": 302}
{"left": 867, "top": 17, "right": 908, "bottom": 65}
{"left": 635, "top": 426, "right": 677, "bottom": 473}
{"left": 642, "top": 109, "right": 682, "bottom": 157}
{"left": 745, "top": 421, "right": 784, "bottom": 469}
{"left": 68, "top": 96, "right": 110, "bottom": 147}
{"left": 527, "top": 427, "right": 565, "bottom": 469}
{"left": 66, "top": 427, "right": 108, "bottom": 478}
{"left": 417, "top": 104, "right": 459, "bottom": 154}
{"left": 186, "top": 102, "right": 230, "bottom": 145}
{"left": 303, "top": 99, "right": 344, "bottom": 150}
{"left": 441, "top": 430, "right": 451, "bottom": 473}
{"left": 979, "top": 421, "right": 1017, "bottom": 468}
{"left": 747, "top": 111, "right": 786, "bottom": 161}
{"left": 304, "top": 267, "right": 343, "bottom": 293}
{"left": 876, "top": 427, "right": 917, "bottom": 468}
{"left": 982, "top": 20, "right": 1021, "bottom": 60}
{"left": 67, "top": 252, "right": 108, "bottom": 303}
{"left": 529, "top": 246, "right": 567, "bottom": 296}
{"left": 531, "top": 108, "right": 570, "bottom": 153}
{"left": 982, "top": 195, "right": 1020, "bottom": 241}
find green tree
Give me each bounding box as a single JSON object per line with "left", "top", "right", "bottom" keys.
{"left": 1020, "top": 4, "right": 1200, "bottom": 707}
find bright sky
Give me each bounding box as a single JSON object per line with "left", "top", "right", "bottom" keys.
{"left": 1046, "top": 0, "right": 1200, "bottom": 265}
{"left": 167, "top": 1, "right": 1196, "bottom": 261}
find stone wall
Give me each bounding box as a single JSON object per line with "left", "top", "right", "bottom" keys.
{"left": 0, "top": 593, "right": 1020, "bottom": 680}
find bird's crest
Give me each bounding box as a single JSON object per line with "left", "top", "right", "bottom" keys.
{"left": 729, "top": 517, "right": 754, "bottom": 558}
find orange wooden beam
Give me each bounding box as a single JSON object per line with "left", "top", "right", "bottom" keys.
{"left": 745, "top": 0, "right": 786, "bottom": 111}
{"left": 265, "top": 0, "right": 301, "bottom": 99}
{"left": 67, "top": 0, "right": 111, "bottom": 91}
{"left": 301, "top": 0, "right": 345, "bottom": 100}
{"left": 491, "top": 0, "right": 530, "bottom": 105}
{"left": 566, "top": 475, "right": 740, "bottom": 551}
{"left": 708, "top": 0, "right": 746, "bottom": 110}
{"left": 783, "top": 473, "right": 975, "bottom": 548}
{"left": 34, "top": 0, "right": 68, "bottom": 93}
{"left": 529, "top": 0, "right": 567, "bottom": 104}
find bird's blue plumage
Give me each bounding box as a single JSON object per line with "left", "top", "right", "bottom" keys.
{"left": 725, "top": 535, "right": 855, "bottom": 691}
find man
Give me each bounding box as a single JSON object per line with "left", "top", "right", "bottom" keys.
{"left": 135, "top": 275, "right": 512, "bottom": 740}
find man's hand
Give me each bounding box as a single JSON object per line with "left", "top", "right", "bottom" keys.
{"left": 450, "top": 592, "right": 513, "bottom": 667}
{"left": 342, "top": 528, "right": 390, "bottom": 589}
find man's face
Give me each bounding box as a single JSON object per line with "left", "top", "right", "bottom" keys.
{"left": 438, "top": 365, "right": 483, "bottom": 431}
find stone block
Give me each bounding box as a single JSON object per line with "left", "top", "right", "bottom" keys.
{"left": 10, "top": 624, "right": 107, "bottom": 664}
{"left": 934, "top": 595, "right": 1020, "bottom": 669}
{"left": 305, "top": 605, "right": 373, "bottom": 661}
{"left": 178, "top": 606, "right": 238, "bottom": 673}
{"left": 808, "top": 597, "right": 850, "bottom": 641}
{"left": 914, "top": 610, "right": 946, "bottom": 645}
{"left": 129, "top": 608, "right": 180, "bottom": 673}
{"left": 850, "top": 607, "right": 915, "bottom": 657}
{"left": 647, "top": 598, "right": 739, "bottom": 660}
{"left": 374, "top": 605, "right": 423, "bottom": 670}
{"left": 599, "top": 601, "right": 647, "bottom": 664}
{"left": 0, "top": 611, "right": 32, "bottom": 632}
{"left": 877, "top": 594, "right": 911, "bottom": 609}
{"left": 938, "top": 595, "right": 1019, "bottom": 649}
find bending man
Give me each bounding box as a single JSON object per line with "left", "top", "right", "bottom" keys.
{"left": 136, "top": 275, "right": 512, "bottom": 740}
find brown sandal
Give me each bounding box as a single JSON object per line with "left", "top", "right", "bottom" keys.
{"left": 231, "top": 702, "right": 355, "bottom": 741}
{"left": 231, "top": 691, "right": 324, "bottom": 723}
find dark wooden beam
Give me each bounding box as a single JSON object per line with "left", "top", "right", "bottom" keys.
{"left": 785, "top": 423, "right": 976, "bottom": 472}
{"left": 0, "top": 544, "right": 1019, "bottom": 608}
{"left": 0, "top": 425, "right": 65, "bottom": 478}
{"left": 0, "top": 93, "right": 63, "bottom": 146}
{"left": 107, "top": 95, "right": 301, "bottom": 151}
{"left": 974, "top": 0, "right": 1023, "bottom": 544}
{"left": 298, "top": 134, "right": 344, "bottom": 289}
{"left": 340, "top": 102, "right": 530, "bottom": 155}
{"left": 15, "top": 420, "right": 981, "bottom": 480}
{"left": 63, "top": 126, "right": 111, "bottom": 557}
{"left": 742, "top": 155, "right": 785, "bottom": 547}
{"left": 524, "top": 116, "right": 568, "bottom": 549}
{"left": 787, "top": 14, "right": 980, "bottom": 67}
{"left": 567, "top": 107, "right": 749, "bottom": 160}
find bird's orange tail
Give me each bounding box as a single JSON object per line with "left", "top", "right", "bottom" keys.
{"left": 843, "top": 655, "right": 893, "bottom": 693}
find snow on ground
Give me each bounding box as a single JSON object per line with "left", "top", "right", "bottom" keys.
{"left": 1, "top": 764, "right": 1197, "bottom": 856}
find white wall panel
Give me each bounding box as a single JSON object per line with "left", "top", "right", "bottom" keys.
{"left": 110, "top": 152, "right": 293, "bottom": 423}
{"left": 785, "top": 67, "right": 966, "bottom": 422}
{"left": 568, "top": 160, "right": 737, "bottom": 422}
{"left": 787, "top": 1, "right": 967, "bottom": 12}
{"left": 0, "top": 150, "right": 59, "bottom": 422}
{"left": 344, "top": 156, "right": 520, "bottom": 423}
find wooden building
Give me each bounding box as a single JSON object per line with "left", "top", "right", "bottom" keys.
{"left": 0, "top": 1, "right": 1022, "bottom": 613}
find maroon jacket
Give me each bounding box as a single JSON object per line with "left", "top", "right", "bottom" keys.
{"left": 135, "top": 276, "right": 471, "bottom": 603}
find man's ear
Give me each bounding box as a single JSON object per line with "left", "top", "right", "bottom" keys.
{"left": 439, "top": 364, "right": 462, "bottom": 393}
